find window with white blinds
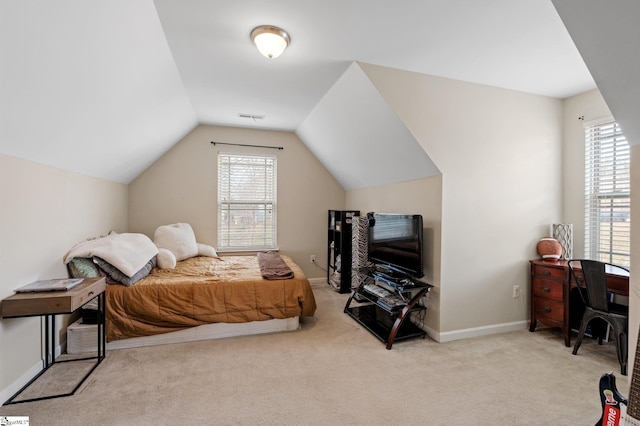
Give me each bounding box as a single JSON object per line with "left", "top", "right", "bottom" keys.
{"left": 218, "top": 153, "right": 277, "bottom": 251}
{"left": 584, "top": 120, "right": 630, "bottom": 266}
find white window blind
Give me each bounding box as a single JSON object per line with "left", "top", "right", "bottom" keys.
{"left": 218, "top": 153, "right": 277, "bottom": 251}
{"left": 584, "top": 120, "right": 630, "bottom": 266}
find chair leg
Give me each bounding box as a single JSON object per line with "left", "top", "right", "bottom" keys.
{"left": 573, "top": 318, "right": 590, "bottom": 355}
{"left": 595, "top": 319, "right": 608, "bottom": 345}
{"left": 614, "top": 325, "right": 628, "bottom": 376}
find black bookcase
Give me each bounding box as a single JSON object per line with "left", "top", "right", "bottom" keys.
{"left": 327, "top": 210, "right": 360, "bottom": 293}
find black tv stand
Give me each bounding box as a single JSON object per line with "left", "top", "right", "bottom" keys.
{"left": 372, "top": 264, "right": 403, "bottom": 276}
{"left": 344, "top": 270, "right": 433, "bottom": 349}
{"left": 365, "top": 266, "right": 412, "bottom": 289}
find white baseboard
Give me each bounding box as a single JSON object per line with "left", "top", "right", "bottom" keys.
{"left": 435, "top": 320, "right": 529, "bottom": 343}
{"left": 307, "top": 280, "right": 527, "bottom": 344}
{"left": 45, "top": 342, "right": 63, "bottom": 362}
{"left": 3, "top": 335, "right": 70, "bottom": 404}
{"left": 1, "top": 360, "right": 43, "bottom": 404}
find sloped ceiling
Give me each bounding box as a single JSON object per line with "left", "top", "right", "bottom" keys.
{"left": 0, "top": 1, "right": 197, "bottom": 183}
{"left": 552, "top": 0, "right": 640, "bottom": 146}
{"left": 297, "top": 63, "right": 440, "bottom": 191}
{"left": 153, "top": 0, "right": 592, "bottom": 130}
{"left": 1, "top": 1, "right": 598, "bottom": 186}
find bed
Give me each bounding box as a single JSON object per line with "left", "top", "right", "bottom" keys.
{"left": 63, "top": 227, "right": 316, "bottom": 351}
{"left": 105, "top": 254, "right": 316, "bottom": 343}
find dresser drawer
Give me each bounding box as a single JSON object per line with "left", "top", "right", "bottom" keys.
{"left": 532, "top": 264, "right": 565, "bottom": 281}
{"left": 533, "top": 298, "right": 564, "bottom": 322}
{"left": 70, "top": 279, "right": 106, "bottom": 311}
{"left": 0, "top": 278, "right": 105, "bottom": 317}
{"left": 532, "top": 278, "right": 564, "bottom": 301}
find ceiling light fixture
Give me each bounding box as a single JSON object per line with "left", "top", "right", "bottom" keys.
{"left": 250, "top": 25, "right": 290, "bottom": 59}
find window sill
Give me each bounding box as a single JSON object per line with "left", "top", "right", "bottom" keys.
{"left": 218, "top": 248, "right": 279, "bottom": 256}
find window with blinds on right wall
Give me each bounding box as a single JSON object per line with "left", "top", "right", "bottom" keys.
{"left": 584, "top": 119, "right": 630, "bottom": 267}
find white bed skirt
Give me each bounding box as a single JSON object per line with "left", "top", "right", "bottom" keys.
{"left": 67, "top": 317, "right": 300, "bottom": 354}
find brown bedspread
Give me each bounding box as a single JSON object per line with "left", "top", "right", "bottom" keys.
{"left": 105, "top": 255, "right": 316, "bottom": 342}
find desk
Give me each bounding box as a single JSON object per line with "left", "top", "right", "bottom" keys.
{"left": 0, "top": 277, "right": 106, "bottom": 405}
{"left": 529, "top": 260, "right": 629, "bottom": 347}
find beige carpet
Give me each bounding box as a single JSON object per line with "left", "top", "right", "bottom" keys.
{"left": 0, "top": 284, "right": 629, "bottom": 425}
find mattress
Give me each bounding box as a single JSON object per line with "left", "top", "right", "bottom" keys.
{"left": 105, "top": 255, "right": 316, "bottom": 342}
{"left": 67, "top": 317, "right": 300, "bottom": 353}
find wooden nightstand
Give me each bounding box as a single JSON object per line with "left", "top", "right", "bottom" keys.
{"left": 529, "top": 260, "right": 571, "bottom": 346}
{"left": 1, "top": 277, "right": 106, "bottom": 405}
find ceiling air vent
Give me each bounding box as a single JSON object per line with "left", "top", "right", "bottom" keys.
{"left": 238, "top": 113, "right": 265, "bottom": 121}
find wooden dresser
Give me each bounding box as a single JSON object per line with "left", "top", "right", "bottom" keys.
{"left": 529, "top": 259, "right": 630, "bottom": 347}
{"left": 529, "top": 260, "right": 572, "bottom": 346}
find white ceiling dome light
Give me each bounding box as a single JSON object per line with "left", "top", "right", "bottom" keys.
{"left": 250, "top": 25, "right": 290, "bottom": 59}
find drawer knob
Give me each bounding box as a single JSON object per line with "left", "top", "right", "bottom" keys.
{"left": 543, "top": 270, "right": 550, "bottom": 276}
{"left": 542, "top": 306, "right": 552, "bottom": 313}
{"left": 541, "top": 286, "right": 550, "bottom": 292}
{"left": 88, "top": 291, "right": 94, "bottom": 296}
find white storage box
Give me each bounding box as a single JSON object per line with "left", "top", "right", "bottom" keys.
{"left": 67, "top": 319, "right": 99, "bottom": 354}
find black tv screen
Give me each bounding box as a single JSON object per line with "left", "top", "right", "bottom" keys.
{"left": 367, "top": 212, "right": 424, "bottom": 278}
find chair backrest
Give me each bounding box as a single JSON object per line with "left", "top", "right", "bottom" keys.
{"left": 568, "top": 259, "right": 629, "bottom": 313}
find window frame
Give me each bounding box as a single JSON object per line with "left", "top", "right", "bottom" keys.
{"left": 217, "top": 152, "right": 277, "bottom": 252}
{"left": 584, "top": 118, "right": 630, "bottom": 267}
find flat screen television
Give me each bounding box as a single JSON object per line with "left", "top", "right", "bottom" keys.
{"left": 367, "top": 212, "right": 424, "bottom": 279}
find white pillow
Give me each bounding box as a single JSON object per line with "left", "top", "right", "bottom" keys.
{"left": 157, "top": 248, "right": 177, "bottom": 269}
{"left": 197, "top": 243, "right": 219, "bottom": 258}
{"left": 154, "top": 223, "right": 198, "bottom": 261}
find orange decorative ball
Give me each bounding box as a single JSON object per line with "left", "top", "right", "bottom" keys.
{"left": 537, "top": 237, "right": 562, "bottom": 260}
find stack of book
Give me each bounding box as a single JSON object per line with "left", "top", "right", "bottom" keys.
{"left": 377, "top": 294, "right": 406, "bottom": 311}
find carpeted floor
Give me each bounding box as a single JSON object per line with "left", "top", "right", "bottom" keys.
{"left": 0, "top": 284, "right": 629, "bottom": 425}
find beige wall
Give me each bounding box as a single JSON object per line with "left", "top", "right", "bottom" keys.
{"left": 0, "top": 153, "right": 127, "bottom": 400}
{"left": 360, "top": 63, "right": 564, "bottom": 338}
{"left": 128, "top": 125, "right": 345, "bottom": 278}
{"left": 346, "top": 176, "right": 442, "bottom": 332}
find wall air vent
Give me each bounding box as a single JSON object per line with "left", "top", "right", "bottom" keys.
{"left": 238, "top": 113, "right": 265, "bottom": 121}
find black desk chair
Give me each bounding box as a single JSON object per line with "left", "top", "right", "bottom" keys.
{"left": 568, "top": 259, "right": 629, "bottom": 375}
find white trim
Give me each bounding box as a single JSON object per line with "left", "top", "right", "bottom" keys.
{"left": 420, "top": 323, "right": 439, "bottom": 342}
{"left": 40, "top": 316, "right": 63, "bottom": 372}
{"left": 435, "top": 320, "right": 528, "bottom": 343}
{"left": 582, "top": 115, "right": 614, "bottom": 128}
{"left": 0, "top": 360, "right": 43, "bottom": 404}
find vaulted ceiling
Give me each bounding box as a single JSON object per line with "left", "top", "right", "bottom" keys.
{"left": 1, "top": 1, "right": 637, "bottom": 186}
{"left": 551, "top": 0, "right": 640, "bottom": 148}
{"left": 154, "top": 0, "right": 592, "bottom": 130}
